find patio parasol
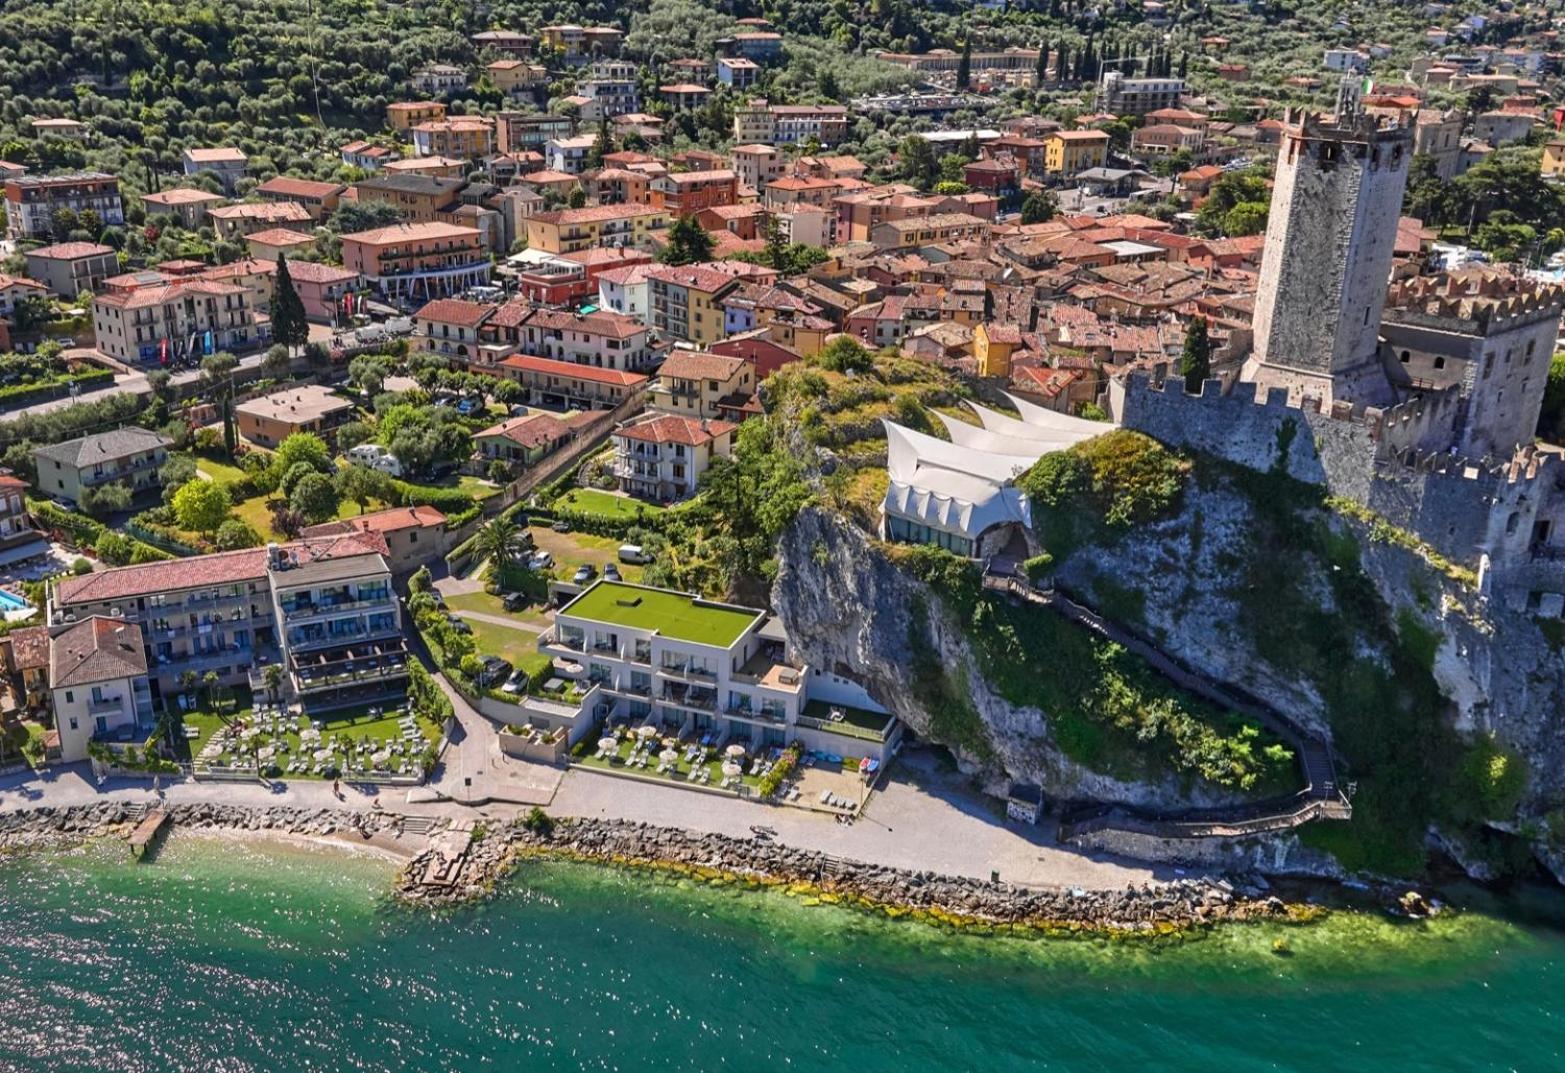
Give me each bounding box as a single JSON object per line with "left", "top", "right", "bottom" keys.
{"left": 722, "top": 761, "right": 742, "bottom": 779}
{"left": 636, "top": 725, "right": 658, "bottom": 740}
{"left": 725, "top": 744, "right": 746, "bottom": 759}
{"left": 659, "top": 748, "right": 679, "bottom": 764}
{"left": 598, "top": 736, "right": 618, "bottom": 752}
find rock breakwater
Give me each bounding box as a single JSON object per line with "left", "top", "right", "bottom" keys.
{"left": 397, "top": 817, "right": 1304, "bottom": 932}
{"left": 0, "top": 802, "right": 412, "bottom": 853}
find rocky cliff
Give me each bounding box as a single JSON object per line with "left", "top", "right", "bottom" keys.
{"left": 773, "top": 506, "right": 1246, "bottom": 812}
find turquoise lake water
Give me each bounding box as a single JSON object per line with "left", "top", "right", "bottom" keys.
{"left": 0, "top": 835, "right": 1562, "bottom": 1072}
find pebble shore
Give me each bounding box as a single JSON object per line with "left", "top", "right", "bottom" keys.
{"left": 0, "top": 805, "right": 1302, "bottom": 932}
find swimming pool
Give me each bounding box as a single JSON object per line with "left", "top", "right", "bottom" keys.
{"left": 0, "top": 589, "right": 32, "bottom": 613}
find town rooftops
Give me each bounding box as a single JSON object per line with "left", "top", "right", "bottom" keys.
{"left": 50, "top": 616, "right": 148, "bottom": 689}
{"left": 1052, "top": 129, "right": 1112, "bottom": 141}
{"left": 34, "top": 427, "right": 171, "bottom": 468}
{"left": 341, "top": 221, "right": 481, "bottom": 246}
{"left": 560, "top": 580, "right": 761, "bottom": 648}
{"left": 25, "top": 242, "right": 114, "bottom": 260}
{"left": 523, "top": 307, "right": 647, "bottom": 338}
{"left": 235, "top": 385, "right": 354, "bottom": 425}
{"left": 54, "top": 531, "right": 389, "bottom": 605}
{"left": 644, "top": 264, "right": 748, "bottom": 292}
{"left": 499, "top": 354, "right": 649, "bottom": 386}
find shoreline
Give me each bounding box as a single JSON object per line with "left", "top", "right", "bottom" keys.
{"left": 0, "top": 802, "right": 1372, "bottom": 935}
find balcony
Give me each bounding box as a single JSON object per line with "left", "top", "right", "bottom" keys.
{"left": 540, "top": 627, "right": 586, "bottom": 653}
{"left": 290, "top": 637, "right": 410, "bottom": 693}
{"left": 723, "top": 704, "right": 787, "bottom": 727}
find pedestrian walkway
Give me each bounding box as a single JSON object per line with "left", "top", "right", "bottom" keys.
{"left": 453, "top": 609, "right": 543, "bottom": 634}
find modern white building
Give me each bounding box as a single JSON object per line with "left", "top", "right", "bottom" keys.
{"left": 881, "top": 397, "right": 1104, "bottom": 557}
{"left": 537, "top": 581, "right": 897, "bottom": 761}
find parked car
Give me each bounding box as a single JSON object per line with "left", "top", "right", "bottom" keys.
{"left": 501, "top": 669, "right": 529, "bottom": 694}
{"left": 618, "top": 544, "right": 651, "bottom": 564}
{"left": 551, "top": 519, "right": 571, "bottom": 532}
{"left": 478, "top": 656, "right": 513, "bottom": 688}
{"left": 446, "top": 614, "right": 471, "bottom": 633}
{"left": 502, "top": 592, "right": 529, "bottom": 612}
{"left": 572, "top": 563, "right": 597, "bottom": 585}
{"left": 527, "top": 550, "right": 554, "bottom": 571}
{"left": 602, "top": 562, "right": 621, "bottom": 581}
{"left": 455, "top": 397, "right": 479, "bottom": 416}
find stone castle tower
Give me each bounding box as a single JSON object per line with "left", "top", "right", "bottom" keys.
{"left": 1243, "top": 79, "right": 1413, "bottom": 407}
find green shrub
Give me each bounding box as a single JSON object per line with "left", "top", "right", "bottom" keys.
{"left": 71, "top": 557, "right": 91, "bottom": 575}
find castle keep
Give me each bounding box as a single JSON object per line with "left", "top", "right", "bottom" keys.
{"left": 1244, "top": 86, "right": 1412, "bottom": 409}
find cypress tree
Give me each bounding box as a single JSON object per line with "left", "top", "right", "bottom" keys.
{"left": 956, "top": 37, "right": 972, "bottom": 90}
{"left": 1180, "top": 317, "right": 1212, "bottom": 394}
{"left": 270, "top": 253, "right": 309, "bottom": 354}
{"left": 1036, "top": 40, "right": 1049, "bottom": 84}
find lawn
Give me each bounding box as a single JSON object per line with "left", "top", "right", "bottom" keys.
{"left": 562, "top": 581, "right": 759, "bottom": 646}
{"left": 190, "top": 453, "right": 249, "bottom": 485}
{"left": 447, "top": 587, "right": 553, "bottom": 628}
{"left": 554, "top": 487, "right": 665, "bottom": 520}
{"left": 463, "top": 617, "right": 552, "bottom": 678}
{"left": 231, "top": 491, "right": 396, "bottom": 538}
{"left": 403, "top": 474, "right": 500, "bottom": 501}
{"left": 526, "top": 526, "right": 645, "bottom": 582}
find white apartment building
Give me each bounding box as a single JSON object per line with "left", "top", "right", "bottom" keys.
{"left": 538, "top": 581, "right": 897, "bottom": 761}
{"left": 611, "top": 414, "right": 735, "bottom": 501}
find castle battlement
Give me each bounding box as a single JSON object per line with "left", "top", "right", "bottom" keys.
{"left": 1384, "top": 269, "right": 1565, "bottom": 336}
{"left": 1113, "top": 367, "right": 1563, "bottom": 572}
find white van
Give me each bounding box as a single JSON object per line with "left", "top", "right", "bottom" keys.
{"left": 618, "top": 544, "right": 651, "bottom": 564}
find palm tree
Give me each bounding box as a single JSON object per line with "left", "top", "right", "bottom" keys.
{"left": 476, "top": 517, "right": 522, "bottom": 573}
{"left": 202, "top": 671, "right": 221, "bottom": 712}
{"left": 263, "top": 664, "right": 284, "bottom": 704}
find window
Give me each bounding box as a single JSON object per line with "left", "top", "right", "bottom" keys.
{"left": 65, "top": 691, "right": 74, "bottom": 704}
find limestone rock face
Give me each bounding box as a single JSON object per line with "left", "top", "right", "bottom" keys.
{"left": 772, "top": 506, "right": 1241, "bottom": 812}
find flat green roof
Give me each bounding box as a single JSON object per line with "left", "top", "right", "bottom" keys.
{"left": 561, "top": 581, "right": 762, "bottom": 648}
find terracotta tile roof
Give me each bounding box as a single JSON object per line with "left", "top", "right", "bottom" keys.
{"left": 498, "top": 354, "right": 649, "bottom": 386}
{"left": 50, "top": 616, "right": 148, "bottom": 689}
{"left": 246, "top": 228, "right": 315, "bottom": 246}
{"left": 306, "top": 504, "right": 446, "bottom": 536}
{"left": 644, "top": 264, "right": 747, "bottom": 293}
{"left": 25, "top": 242, "right": 113, "bottom": 260}
{"left": 208, "top": 202, "right": 312, "bottom": 223}
{"left": 0, "top": 273, "right": 48, "bottom": 293}
{"left": 523, "top": 307, "right": 646, "bottom": 338}
{"left": 185, "top": 147, "right": 247, "bottom": 164}
{"left": 342, "top": 221, "right": 481, "bottom": 245}
{"left": 475, "top": 412, "right": 575, "bottom": 449}
{"left": 283, "top": 261, "right": 360, "bottom": 284}
{"left": 256, "top": 176, "right": 345, "bottom": 199}
{"left": 55, "top": 533, "right": 387, "bottom": 605}
{"left": 142, "top": 188, "right": 228, "bottom": 205}
{"left": 533, "top": 204, "right": 665, "bottom": 226}
{"left": 614, "top": 414, "right": 736, "bottom": 447}
{"left": 6, "top": 625, "right": 49, "bottom": 672}
{"left": 659, "top": 350, "right": 746, "bottom": 381}
{"left": 414, "top": 298, "right": 499, "bottom": 327}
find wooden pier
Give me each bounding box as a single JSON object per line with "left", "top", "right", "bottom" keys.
{"left": 128, "top": 809, "right": 169, "bottom": 858}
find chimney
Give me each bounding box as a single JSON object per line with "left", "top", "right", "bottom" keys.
{"left": 266, "top": 542, "right": 282, "bottom": 570}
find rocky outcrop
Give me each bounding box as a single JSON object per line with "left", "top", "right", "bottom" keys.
{"left": 772, "top": 506, "right": 1241, "bottom": 811}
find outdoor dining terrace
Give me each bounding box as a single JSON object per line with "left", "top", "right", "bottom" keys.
{"left": 573, "top": 721, "right": 791, "bottom": 796}
{"left": 188, "top": 699, "right": 442, "bottom": 780}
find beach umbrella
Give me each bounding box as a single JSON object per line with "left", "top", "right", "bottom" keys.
{"left": 725, "top": 744, "right": 746, "bottom": 759}
{"left": 372, "top": 749, "right": 392, "bottom": 767}
{"left": 314, "top": 748, "right": 332, "bottom": 762}
{"left": 722, "top": 761, "right": 742, "bottom": 779}
{"left": 660, "top": 748, "right": 679, "bottom": 764}
{"left": 598, "top": 736, "right": 618, "bottom": 752}
{"left": 636, "top": 725, "right": 658, "bottom": 740}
